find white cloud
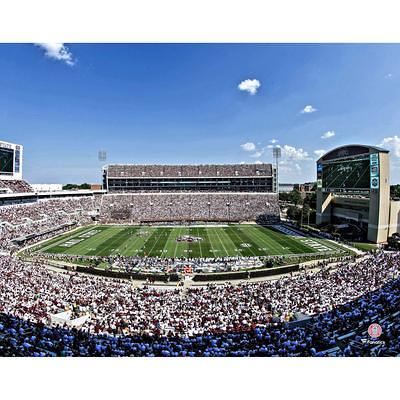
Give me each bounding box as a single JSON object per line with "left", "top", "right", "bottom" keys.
{"left": 270, "top": 138, "right": 278, "bottom": 144}
{"left": 278, "top": 161, "right": 291, "bottom": 174}
{"left": 386, "top": 73, "right": 393, "bottom": 79}
{"left": 279, "top": 159, "right": 302, "bottom": 174}
{"left": 238, "top": 141, "right": 315, "bottom": 180}
{"left": 301, "top": 105, "right": 317, "bottom": 114}
{"left": 314, "top": 149, "right": 326, "bottom": 158}
{"left": 240, "top": 141, "right": 312, "bottom": 178}
{"left": 240, "top": 141, "right": 264, "bottom": 158}
{"left": 240, "top": 142, "right": 256, "bottom": 152}
{"left": 238, "top": 79, "right": 261, "bottom": 95}
{"left": 321, "top": 130, "right": 335, "bottom": 139}
{"left": 379, "top": 135, "right": 400, "bottom": 157}
{"left": 34, "top": 43, "right": 76, "bottom": 66}
{"left": 281, "top": 145, "right": 309, "bottom": 161}
{"left": 250, "top": 150, "right": 263, "bottom": 158}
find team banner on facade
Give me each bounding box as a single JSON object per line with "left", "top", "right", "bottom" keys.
{"left": 370, "top": 153, "right": 379, "bottom": 189}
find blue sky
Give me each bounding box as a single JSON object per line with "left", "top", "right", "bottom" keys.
{"left": 1, "top": 43, "right": 400, "bottom": 184}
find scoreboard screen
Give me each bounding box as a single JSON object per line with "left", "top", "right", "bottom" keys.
{"left": 0, "top": 147, "right": 14, "bottom": 175}
{"left": 320, "top": 156, "right": 371, "bottom": 192}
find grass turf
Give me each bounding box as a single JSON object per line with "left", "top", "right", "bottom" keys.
{"left": 350, "top": 242, "right": 378, "bottom": 251}
{"left": 33, "top": 224, "right": 347, "bottom": 259}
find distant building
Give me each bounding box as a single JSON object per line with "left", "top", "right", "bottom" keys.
{"left": 279, "top": 183, "right": 295, "bottom": 193}
{"left": 90, "top": 184, "right": 102, "bottom": 190}
{"left": 294, "top": 182, "right": 316, "bottom": 193}
{"left": 31, "top": 184, "right": 63, "bottom": 192}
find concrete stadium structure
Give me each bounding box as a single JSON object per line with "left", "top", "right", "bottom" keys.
{"left": 316, "top": 144, "right": 400, "bottom": 243}
{"left": 101, "top": 163, "right": 279, "bottom": 223}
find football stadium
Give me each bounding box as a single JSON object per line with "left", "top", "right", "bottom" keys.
{"left": 1, "top": 137, "right": 399, "bottom": 358}
{"left": 3, "top": 15, "right": 400, "bottom": 400}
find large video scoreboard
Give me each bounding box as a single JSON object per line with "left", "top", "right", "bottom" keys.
{"left": 0, "top": 140, "right": 23, "bottom": 180}
{"left": 317, "top": 147, "right": 379, "bottom": 194}
{"left": 316, "top": 145, "right": 390, "bottom": 243}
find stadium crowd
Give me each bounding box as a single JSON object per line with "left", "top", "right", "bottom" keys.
{"left": 0, "top": 252, "right": 398, "bottom": 338}
{"left": 38, "top": 252, "right": 343, "bottom": 274}
{"left": 0, "top": 251, "right": 399, "bottom": 356}
{"left": 0, "top": 196, "right": 100, "bottom": 252}
{"left": 99, "top": 193, "right": 280, "bottom": 223}
{"left": 0, "top": 193, "right": 399, "bottom": 357}
{"left": 40, "top": 253, "right": 267, "bottom": 273}
{"left": 106, "top": 163, "right": 273, "bottom": 178}
{"left": 0, "top": 179, "right": 33, "bottom": 193}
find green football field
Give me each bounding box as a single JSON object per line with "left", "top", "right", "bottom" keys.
{"left": 33, "top": 224, "right": 347, "bottom": 259}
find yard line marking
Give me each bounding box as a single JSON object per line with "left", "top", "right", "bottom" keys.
{"left": 114, "top": 227, "right": 143, "bottom": 256}
{"left": 37, "top": 226, "right": 96, "bottom": 253}
{"left": 93, "top": 227, "right": 130, "bottom": 256}
{"left": 160, "top": 227, "right": 175, "bottom": 258}
{"left": 246, "top": 226, "right": 286, "bottom": 255}
{"left": 195, "top": 227, "right": 203, "bottom": 258}
{"left": 229, "top": 226, "right": 258, "bottom": 257}
{"left": 204, "top": 227, "right": 217, "bottom": 257}
{"left": 144, "top": 228, "right": 170, "bottom": 257}
{"left": 213, "top": 225, "right": 231, "bottom": 257}
{"left": 122, "top": 227, "right": 150, "bottom": 256}
{"left": 173, "top": 226, "right": 185, "bottom": 258}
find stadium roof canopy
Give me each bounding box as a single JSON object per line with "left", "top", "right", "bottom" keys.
{"left": 317, "top": 144, "right": 389, "bottom": 163}
{"left": 105, "top": 163, "right": 274, "bottom": 178}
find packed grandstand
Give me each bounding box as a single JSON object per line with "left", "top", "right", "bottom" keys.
{"left": 0, "top": 159, "right": 399, "bottom": 356}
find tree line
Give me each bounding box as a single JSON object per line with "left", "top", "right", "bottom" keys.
{"left": 279, "top": 186, "right": 317, "bottom": 225}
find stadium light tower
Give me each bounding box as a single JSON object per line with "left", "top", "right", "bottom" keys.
{"left": 98, "top": 150, "right": 107, "bottom": 191}
{"left": 98, "top": 150, "right": 107, "bottom": 162}
{"left": 272, "top": 146, "right": 281, "bottom": 194}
